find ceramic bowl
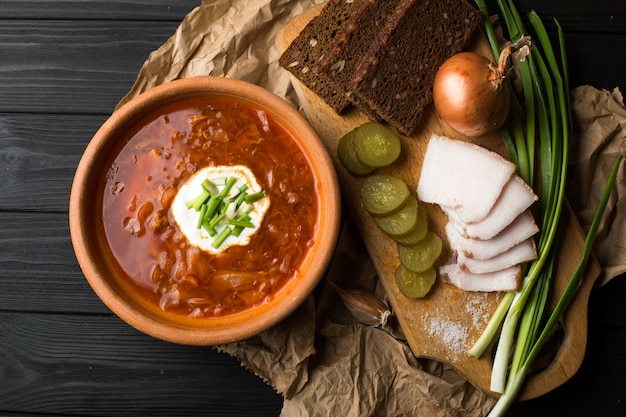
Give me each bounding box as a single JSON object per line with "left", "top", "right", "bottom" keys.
{"left": 69, "top": 76, "right": 341, "bottom": 345}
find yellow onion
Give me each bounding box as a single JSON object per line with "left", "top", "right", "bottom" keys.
{"left": 433, "top": 51, "right": 510, "bottom": 137}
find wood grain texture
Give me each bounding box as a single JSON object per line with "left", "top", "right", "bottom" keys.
{"left": 0, "top": 0, "right": 198, "bottom": 20}
{"left": 0, "top": 20, "right": 184, "bottom": 114}
{"left": 0, "top": 114, "right": 103, "bottom": 212}
{"left": 275, "top": 3, "right": 601, "bottom": 400}
{"left": 0, "top": 212, "right": 109, "bottom": 314}
{"left": 0, "top": 312, "right": 281, "bottom": 416}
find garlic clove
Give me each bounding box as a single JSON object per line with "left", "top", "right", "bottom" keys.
{"left": 332, "top": 284, "right": 392, "bottom": 327}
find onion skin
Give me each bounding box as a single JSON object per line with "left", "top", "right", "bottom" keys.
{"left": 433, "top": 52, "right": 510, "bottom": 137}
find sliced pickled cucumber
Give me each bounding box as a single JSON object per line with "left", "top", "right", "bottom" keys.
{"left": 392, "top": 203, "right": 428, "bottom": 245}
{"left": 395, "top": 264, "right": 436, "bottom": 299}
{"left": 397, "top": 231, "right": 442, "bottom": 272}
{"left": 337, "top": 130, "right": 375, "bottom": 176}
{"left": 353, "top": 122, "right": 402, "bottom": 167}
{"left": 373, "top": 195, "right": 419, "bottom": 238}
{"left": 360, "top": 175, "right": 410, "bottom": 217}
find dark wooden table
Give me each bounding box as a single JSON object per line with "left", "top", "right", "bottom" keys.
{"left": 1, "top": 1, "right": 624, "bottom": 415}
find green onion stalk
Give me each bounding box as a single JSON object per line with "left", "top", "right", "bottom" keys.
{"left": 490, "top": 155, "right": 623, "bottom": 416}
{"left": 470, "top": 0, "right": 625, "bottom": 413}
{"left": 186, "top": 177, "right": 265, "bottom": 249}
{"left": 468, "top": 0, "right": 570, "bottom": 372}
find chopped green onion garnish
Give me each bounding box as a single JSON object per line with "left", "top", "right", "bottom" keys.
{"left": 185, "top": 174, "right": 266, "bottom": 249}
{"left": 202, "top": 219, "right": 217, "bottom": 237}
{"left": 245, "top": 192, "right": 266, "bottom": 203}
{"left": 205, "top": 195, "right": 221, "bottom": 221}
{"left": 201, "top": 179, "right": 219, "bottom": 195}
{"left": 212, "top": 226, "right": 232, "bottom": 249}
{"left": 208, "top": 212, "right": 226, "bottom": 230}
{"left": 228, "top": 219, "right": 255, "bottom": 228}
{"left": 231, "top": 213, "right": 253, "bottom": 237}
{"left": 236, "top": 202, "right": 252, "bottom": 216}
{"left": 233, "top": 185, "right": 250, "bottom": 207}
{"left": 196, "top": 203, "right": 208, "bottom": 229}
{"left": 224, "top": 201, "right": 237, "bottom": 219}
{"left": 186, "top": 189, "right": 210, "bottom": 211}
{"left": 218, "top": 176, "right": 238, "bottom": 198}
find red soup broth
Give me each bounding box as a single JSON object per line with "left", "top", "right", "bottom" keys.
{"left": 99, "top": 96, "right": 318, "bottom": 318}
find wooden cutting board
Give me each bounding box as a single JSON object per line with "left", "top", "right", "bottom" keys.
{"left": 276, "top": 4, "right": 601, "bottom": 400}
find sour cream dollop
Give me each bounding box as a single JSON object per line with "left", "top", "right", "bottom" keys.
{"left": 171, "top": 165, "right": 270, "bottom": 254}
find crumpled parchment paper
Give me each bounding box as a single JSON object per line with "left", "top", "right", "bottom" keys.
{"left": 117, "top": 0, "right": 626, "bottom": 415}
{"left": 568, "top": 86, "right": 626, "bottom": 285}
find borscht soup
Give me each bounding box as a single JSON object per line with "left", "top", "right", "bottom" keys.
{"left": 99, "top": 95, "right": 318, "bottom": 319}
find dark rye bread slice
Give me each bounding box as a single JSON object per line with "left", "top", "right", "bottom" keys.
{"left": 317, "top": 0, "right": 402, "bottom": 118}
{"left": 346, "top": 0, "right": 483, "bottom": 135}
{"left": 279, "top": 0, "right": 376, "bottom": 113}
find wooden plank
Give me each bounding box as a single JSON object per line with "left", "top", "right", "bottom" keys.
{"left": 0, "top": 113, "right": 104, "bottom": 212}
{"left": 0, "top": 212, "right": 109, "bottom": 314}
{"left": 0, "top": 285, "right": 623, "bottom": 417}
{"left": 0, "top": 312, "right": 283, "bottom": 416}
{"left": 0, "top": 0, "right": 199, "bottom": 20}
{"left": 0, "top": 20, "right": 184, "bottom": 114}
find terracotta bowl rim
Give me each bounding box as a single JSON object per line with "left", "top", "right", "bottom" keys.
{"left": 69, "top": 76, "right": 341, "bottom": 345}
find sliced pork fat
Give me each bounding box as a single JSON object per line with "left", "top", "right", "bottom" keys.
{"left": 460, "top": 175, "right": 538, "bottom": 240}
{"left": 440, "top": 263, "right": 521, "bottom": 292}
{"left": 417, "top": 134, "right": 516, "bottom": 224}
{"left": 456, "top": 238, "right": 537, "bottom": 274}
{"left": 417, "top": 134, "right": 540, "bottom": 292}
{"left": 446, "top": 210, "right": 539, "bottom": 260}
